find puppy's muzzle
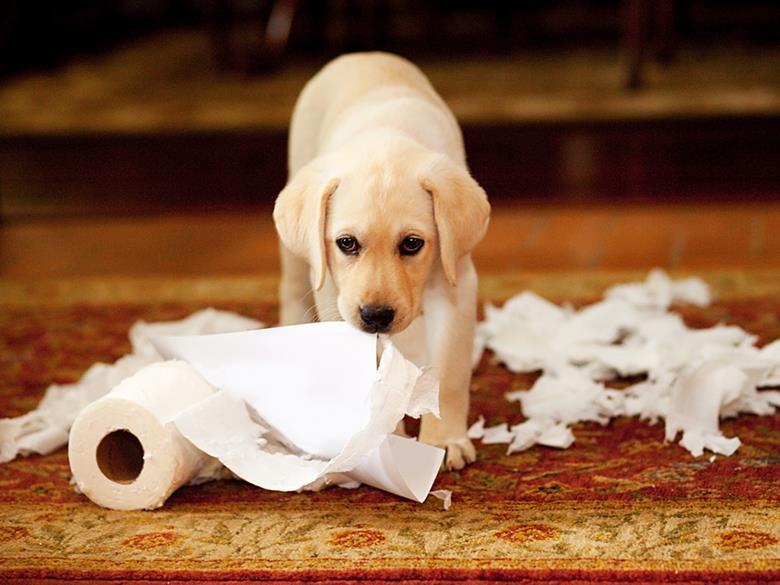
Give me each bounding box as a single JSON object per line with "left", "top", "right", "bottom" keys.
{"left": 359, "top": 304, "right": 395, "bottom": 333}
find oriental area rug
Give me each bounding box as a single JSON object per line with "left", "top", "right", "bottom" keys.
{"left": 1, "top": 270, "right": 779, "bottom": 584}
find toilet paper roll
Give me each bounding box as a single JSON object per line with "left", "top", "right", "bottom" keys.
{"left": 68, "top": 361, "right": 218, "bottom": 510}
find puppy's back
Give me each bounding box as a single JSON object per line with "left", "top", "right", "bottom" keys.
{"left": 289, "top": 52, "right": 458, "bottom": 173}
{"left": 313, "top": 52, "right": 442, "bottom": 108}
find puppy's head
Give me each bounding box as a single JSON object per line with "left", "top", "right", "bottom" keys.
{"left": 274, "top": 138, "right": 490, "bottom": 334}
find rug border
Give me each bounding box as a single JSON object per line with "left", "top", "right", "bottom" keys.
{"left": 2, "top": 566, "right": 779, "bottom": 583}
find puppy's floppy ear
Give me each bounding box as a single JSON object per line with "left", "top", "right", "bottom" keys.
{"left": 420, "top": 154, "right": 490, "bottom": 286}
{"left": 273, "top": 158, "right": 340, "bottom": 291}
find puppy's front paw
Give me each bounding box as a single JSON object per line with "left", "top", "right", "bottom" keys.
{"left": 419, "top": 429, "right": 477, "bottom": 470}
{"left": 442, "top": 437, "right": 477, "bottom": 470}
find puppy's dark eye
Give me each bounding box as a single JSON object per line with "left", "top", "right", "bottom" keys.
{"left": 399, "top": 236, "right": 424, "bottom": 256}
{"left": 336, "top": 236, "right": 360, "bottom": 256}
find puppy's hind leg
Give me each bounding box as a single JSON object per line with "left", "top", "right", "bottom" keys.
{"left": 279, "top": 243, "right": 316, "bottom": 325}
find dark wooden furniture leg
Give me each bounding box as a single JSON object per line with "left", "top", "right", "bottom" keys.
{"left": 208, "top": 0, "right": 234, "bottom": 71}
{"left": 623, "top": 0, "right": 649, "bottom": 89}
{"left": 253, "top": 0, "right": 298, "bottom": 70}
{"left": 656, "top": 0, "right": 676, "bottom": 63}
{"left": 210, "top": 0, "right": 299, "bottom": 73}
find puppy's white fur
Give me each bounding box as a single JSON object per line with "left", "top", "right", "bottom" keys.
{"left": 274, "top": 52, "right": 490, "bottom": 469}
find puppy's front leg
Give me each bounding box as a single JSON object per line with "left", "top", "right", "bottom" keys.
{"left": 279, "top": 243, "right": 315, "bottom": 325}
{"left": 418, "top": 258, "right": 478, "bottom": 470}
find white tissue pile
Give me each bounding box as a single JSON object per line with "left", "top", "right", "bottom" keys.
{"left": 469, "top": 269, "right": 780, "bottom": 458}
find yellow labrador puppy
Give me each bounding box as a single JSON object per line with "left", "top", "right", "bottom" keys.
{"left": 273, "top": 52, "right": 490, "bottom": 469}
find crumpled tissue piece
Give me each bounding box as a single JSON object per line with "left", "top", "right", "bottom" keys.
{"left": 481, "top": 423, "right": 515, "bottom": 444}
{"left": 758, "top": 340, "right": 780, "bottom": 387}
{"left": 472, "top": 270, "right": 780, "bottom": 457}
{"left": 506, "top": 369, "right": 624, "bottom": 426}
{"left": 467, "top": 416, "right": 575, "bottom": 454}
{"left": 664, "top": 363, "right": 745, "bottom": 457}
{"left": 605, "top": 268, "right": 711, "bottom": 310}
{"left": 0, "top": 309, "right": 262, "bottom": 464}
{"left": 130, "top": 308, "right": 261, "bottom": 358}
{"left": 429, "top": 489, "right": 452, "bottom": 510}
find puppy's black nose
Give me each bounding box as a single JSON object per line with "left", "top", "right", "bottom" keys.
{"left": 359, "top": 305, "right": 395, "bottom": 332}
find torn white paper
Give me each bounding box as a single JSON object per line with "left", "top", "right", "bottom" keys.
{"left": 0, "top": 309, "right": 262, "bottom": 464}
{"left": 665, "top": 363, "right": 745, "bottom": 457}
{"left": 480, "top": 423, "right": 515, "bottom": 444}
{"left": 506, "top": 369, "right": 624, "bottom": 426}
{"left": 467, "top": 415, "right": 486, "bottom": 439}
{"left": 129, "top": 308, "right": 262, "bottom": 358}
{"left": 155, "top": 322, "right": 378, "bottom": 458}
{"left": 605, "top": 268, "right": 711, "bottom": 310}
{"left": 154, "top": 322, "right": 445, "bottom": 502}
{"left": 346, "top": 434, "right": 444, "bottom": 502}
{"left": 429, "top": 489, "right": 452, "bottom": 510}
{"left": 472, "top": 270, "right": 780, "bottom": 457}
{"left": 758, "top": 340, "right": 780, "bottom": 387}
{"left": 468, "top": 417, "right": 575, "bottom": 454}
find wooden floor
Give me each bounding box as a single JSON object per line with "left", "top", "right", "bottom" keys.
{"left": 3, "top": 201, "right": 779, "bottom": 279}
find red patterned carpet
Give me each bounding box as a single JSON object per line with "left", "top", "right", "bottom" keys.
{"left": 0, "top": 272, "right": 778, "bottom": 584}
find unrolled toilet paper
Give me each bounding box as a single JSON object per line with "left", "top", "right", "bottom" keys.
{"left": 157, "top": 323, "right": 446, "bottom": 501}
{"left": 68, "top": 360, "right": 220, "bottom": 510}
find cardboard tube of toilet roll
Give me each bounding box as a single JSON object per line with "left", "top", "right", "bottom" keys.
{"left": 68, "top": 361, "right": 217, "bottom": 510}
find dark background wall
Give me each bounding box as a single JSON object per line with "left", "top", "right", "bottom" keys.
{"left": 1, "top": 0, "right": 779, "bottom": 217}
{"left": 3, "top": 1, "right": 780, "bottom": 78}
